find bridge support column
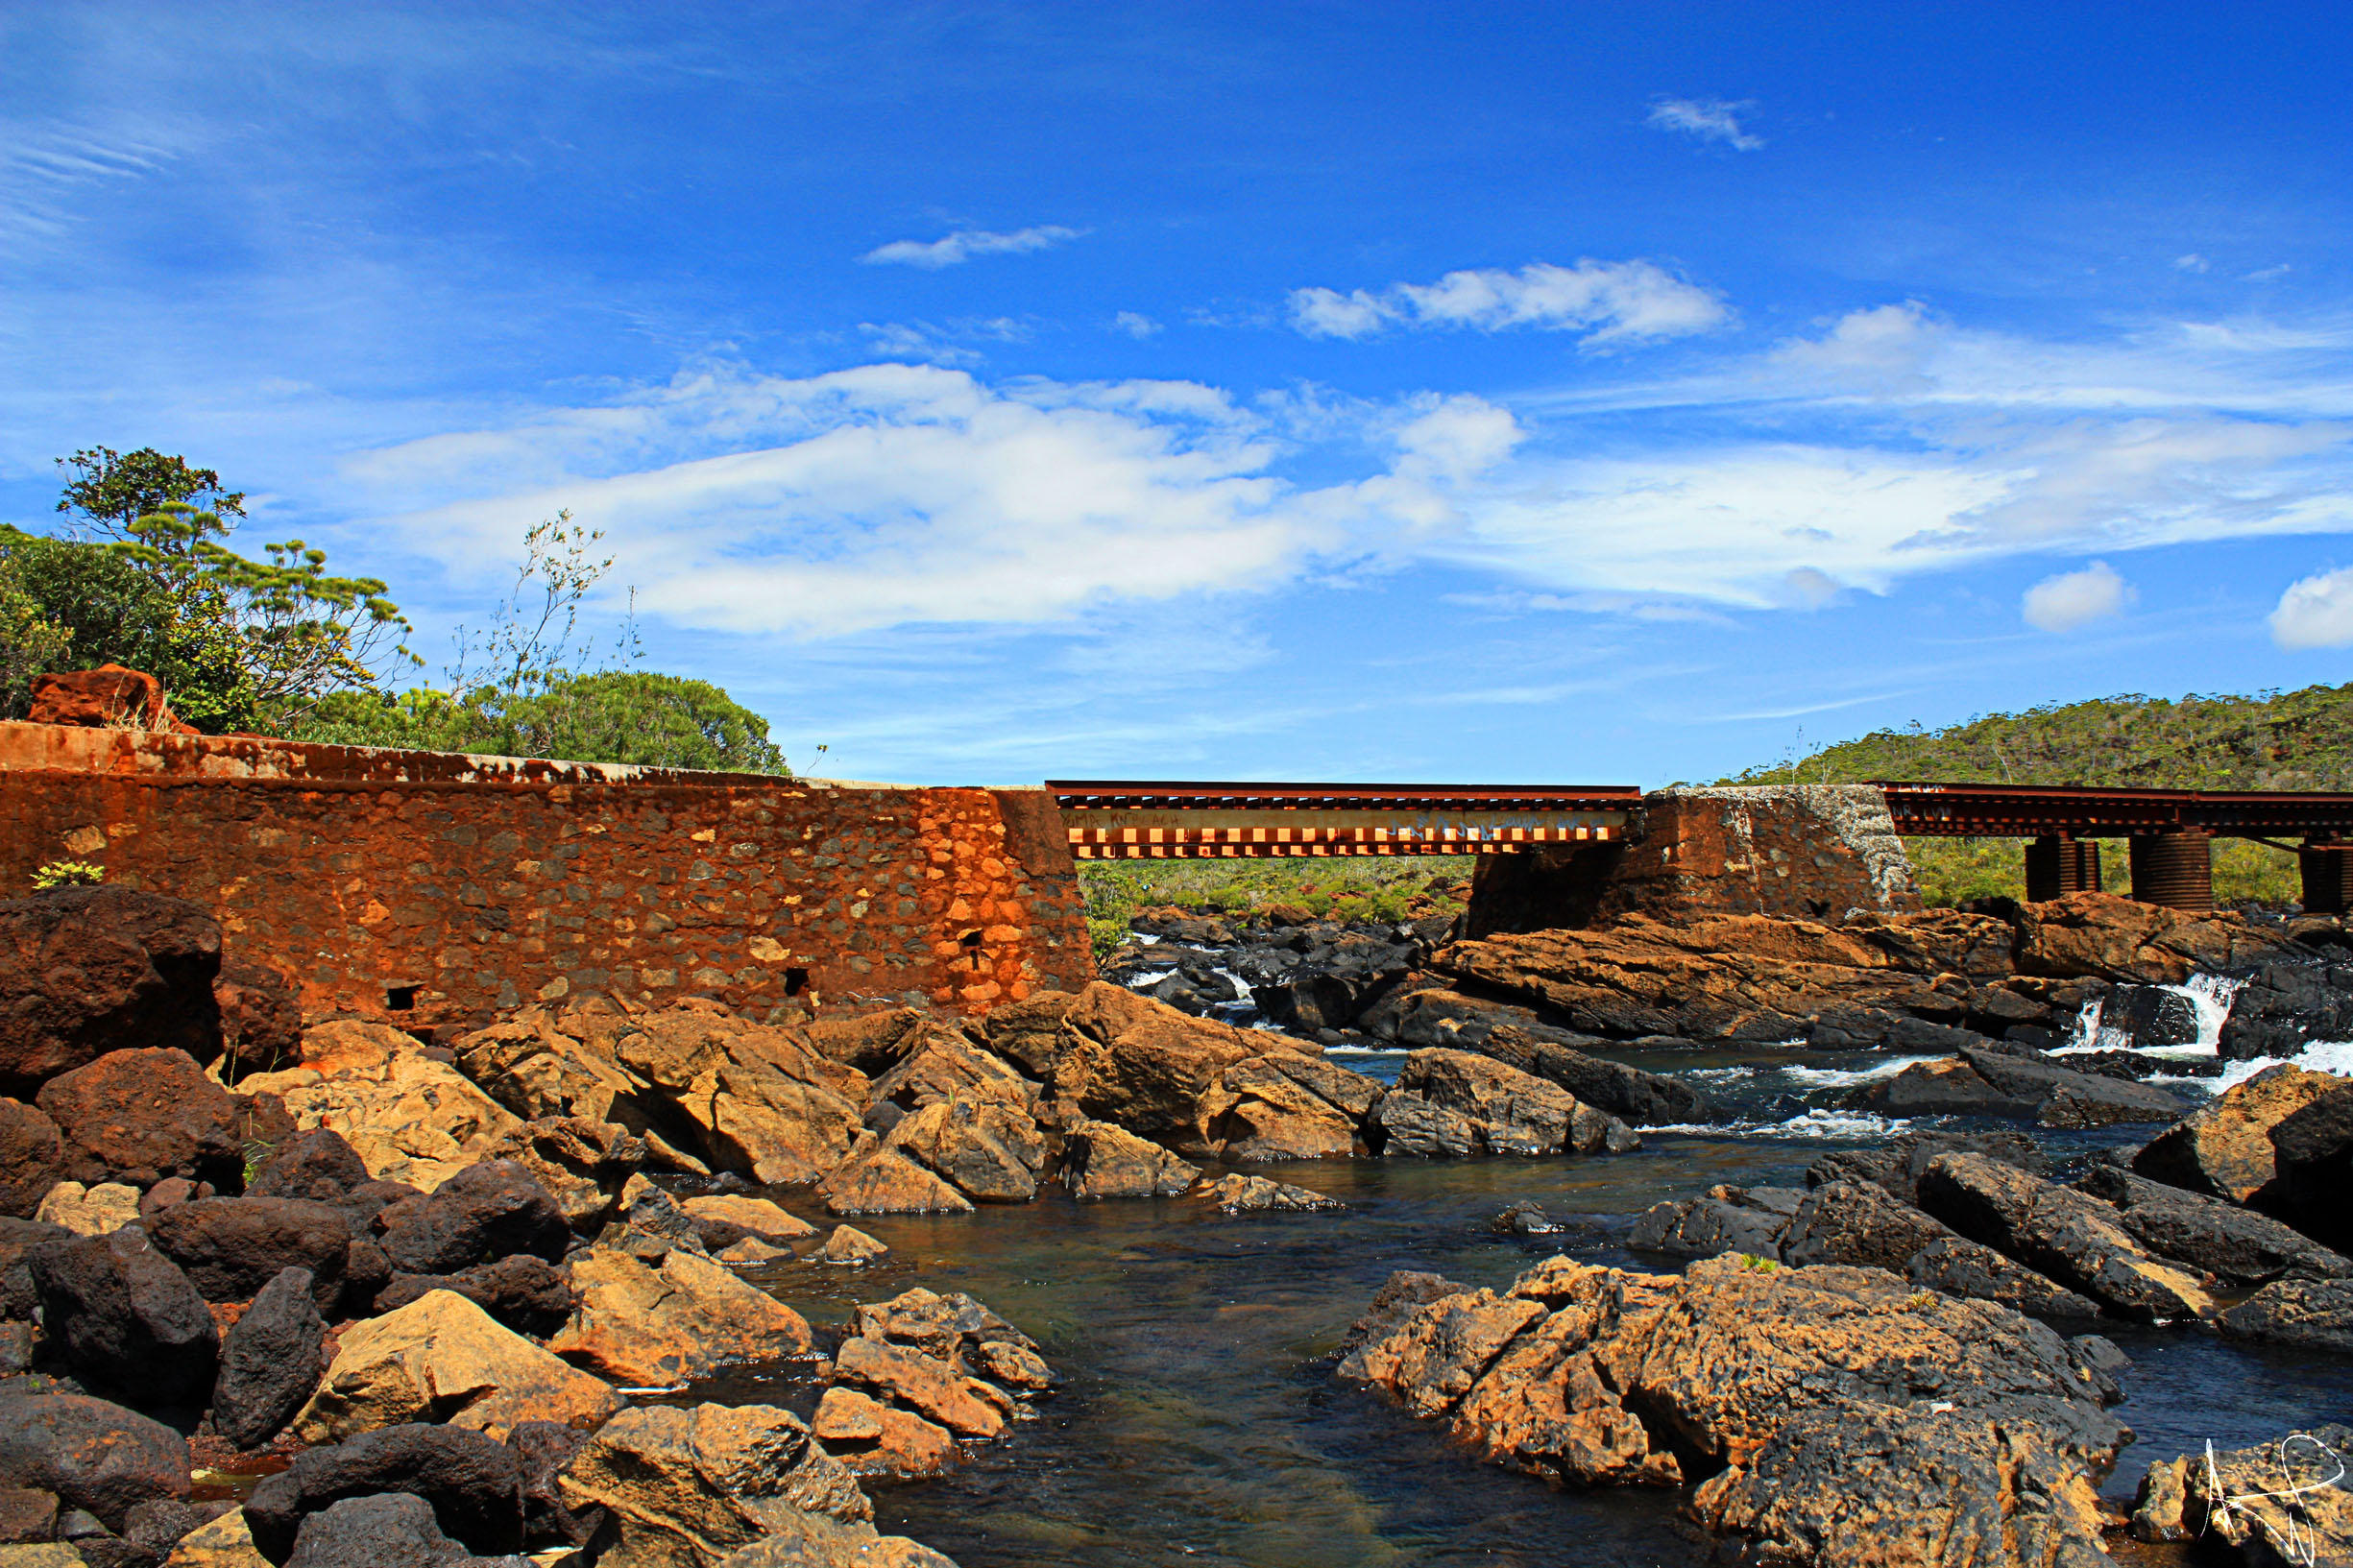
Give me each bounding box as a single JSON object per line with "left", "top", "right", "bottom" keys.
{"left": 2024, "top": 835, "right": 2102, "bottom": 901}
{"left": 2301, "top": 841, "right": 2353, "bottom": 915}
{"left": 2129, "top": 831, "right": 2213, "bottom": 912}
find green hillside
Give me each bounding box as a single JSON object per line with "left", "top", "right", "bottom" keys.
{"left": 1724, "top": 683, "right": 2353, "bottom": 792}
{"left": 1726, "top": 684, "right": 2353, "bottom": 905}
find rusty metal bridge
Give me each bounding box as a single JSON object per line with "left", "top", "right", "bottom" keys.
{"left": 1050, "top": 778, "right": 2353, "bottom": 913}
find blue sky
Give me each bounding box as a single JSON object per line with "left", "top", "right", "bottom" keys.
{"left": 5, "top": 3, "right": 2352, "bottom": 785}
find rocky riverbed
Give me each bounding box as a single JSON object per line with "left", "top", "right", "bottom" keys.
{"left": 1, "top": 882, "right": 2351, "bottom": 1565}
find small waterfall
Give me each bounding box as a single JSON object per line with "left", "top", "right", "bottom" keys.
{"left": 2174, "top": 972, "right": 2244, "bottom": 1053}
{"left": 2059, "top": 997, "right": 2128, "bottom": 1052}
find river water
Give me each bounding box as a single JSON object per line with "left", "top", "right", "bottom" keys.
{"left": 711, "top": 1033, "right": 2353, "bottom": 1568}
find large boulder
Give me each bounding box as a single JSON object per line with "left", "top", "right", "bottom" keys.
{"left": 0, "top": 1104, "right": 62, "bottom": 1218}
{"left": 292, "top": 1290, "right": 623, "bottom": 1443}
{"left": 2130, "top": 1063, "right": 2343, "bottom": 1203}
{"left": 1630, "top": 1186, "right": 1802, "bottom": 1261}
{"left": 211, "top": 1266, "right": 327, "bottom": 1451}
{"left": 884, "top": 1099, "right": 1044, "bottom": 1203}
{"left": 2009, "top": 891, "right": 2292, "bottom": 982}
{"left": 1395, "top": 1049, "right": 1636, "bottom": 1155}
{"left": 1046, "top": 984, "right": 1261, "bottom": 1151}
{"left": 548, "top": 1244, "right": 813, "bottom": 1387}
{"left": 1904, "top": 1238, "right": 2102, "bottom": 1320}
{"left": 243, "top": 1423, "right": 525, "bottom": 1561}
{"left": 0, "top": 1393, "right": 190, "bottom": 1531}
{"left": 27, "top": 1227, "right": 218, "bottom": 1405}
{"left": 556, "top": 1403, "right": 872, "bottom": 1568}
{"left": 244, "top": 1130, "right": 372, "bottom": 1205}
{"left": 35, "top": 1049, "right": 243, "bottom": 1190}
{"left": 813, "top": 1140, "right": 973, "bottom": 1217}
{"left": 237, "top": 1027, "right": 523, "bottom": 1194}
{"left": 2131, "top": 1424, "right": 2353, "bottom": 1559}
{"left": 2074, "top": 1165, "right": 2350, "bottom": 1284}
{"left": 0, "top": 1218, "right": 66, "bottom": 1320}
{"left": 2265, "top": 1079, "right": 2353, "bottom": 1249}
{"left": 1843, "top": 1047, "right": 2184, "bottom": 1127}
{"left": 829, "top": 1339, "right": 1006, "bottom": 1440}
{"left": 866, "top": 1025, "right": 1032, "bottom": 1113}
{"left": 1808, "top": 1130, "right": 2050, "bottom": 1206}
{"left": 1058, "top": 1122, "right": 1199, "bottom": 1199}
{"left": 1917, "top": 1152, "right": 2215, "bottom": 1320}
{"left": 1778, "top": 1180, "right": 1954, "bottom": 1272}
{"left": 809, "top": 1387, "right": 958, "bottom": 1482}
{"left": 371, "top": 1255, "right": 576, "bottom": 1338}
{"left": 1213, "top": 1054, "right": 1376, "bottom": 1161}
{"left": 468, "top": 1119, "right": 643, "bottom": 1231}
{"left": 1367, "top": 1091, "right": 1483, "bottom": 1158}
{"left": 1472, "top": 1026, "right": 1714, "bottom": 1124}
{"left": 372, "top": 1161, "right": 569, "bottom": 1276}
{"left": 1343, "top": 1253, "right": 2126, "bottom": 1566}
{"left": 276, "top": 1490, "right": 515, "bottom": 1567}
{"left": 677, "top": 1195, "right": 817, "bottom": 1252}
{"left": 0, "top": 889, "right": 224, "bottom": 1098}
{"left": 2217, "top": 1275, "right": 2353, "bottom": 1355}
{"left": 146, "top": 1197, "right": 353, "bottom": 1312}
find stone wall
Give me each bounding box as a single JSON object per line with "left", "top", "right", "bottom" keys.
{"left": 0, "top": 722, "right": 1091, "bottom": 1027}
{"left": 1467, "top": 784, "right": 1920, "bottom": 935}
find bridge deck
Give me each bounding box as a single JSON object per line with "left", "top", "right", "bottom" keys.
{"left": 1876, "top": 781, "right": 2353, "bottom": 840}
{"left": 1046, "top": 780, "right": 1638, "bottom": 859}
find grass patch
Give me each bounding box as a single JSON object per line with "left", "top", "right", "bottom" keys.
{"left": 1079, "top": 856, "right": 1478, "bottom": 960}
{"left": 1904, "top": 834, "right": 2299, "bottom": 907}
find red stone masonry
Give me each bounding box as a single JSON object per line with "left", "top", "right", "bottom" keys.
{"left": 0, "top": 722, "right": 1092, "bottom": 1025}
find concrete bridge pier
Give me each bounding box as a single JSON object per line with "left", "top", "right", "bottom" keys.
{"left": 2024, "top": 834, "right": 2102, "bottom": 902}
{"left": 2128, "top": 830, "right": 2214, "bottom": 912}
{"left": 2301, "top": 840, "right": 2353, "bottom": 915}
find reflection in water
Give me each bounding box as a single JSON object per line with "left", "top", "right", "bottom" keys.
{"left": 701, "top": 1042, "right": 2353, "bottom": 1568}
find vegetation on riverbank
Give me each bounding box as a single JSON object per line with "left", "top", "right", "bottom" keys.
{"left": 1726, "top": 685, "right": 2353, "bottom": 906}
{"left": 1079, "top": 856, "right": 1474, "bottom": 960}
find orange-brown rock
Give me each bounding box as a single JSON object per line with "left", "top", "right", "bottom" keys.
{"left": 885, "top": 1098, "right": 1044, "bottom": 1202}
{"left": 2132, "top": 1062, "right": 2344, "bottom": 1204}
{"left": 830, "top": 1336, "right": 1006, "bottom": 1438}
{"left": 811, "top": 1387, "right": 958, "bottom": 1481}
{"left": 1344, "top": 1253, "right": 2128, "bottom": 1566}
{"left": 867, "top": 1024, "right": 1034, "bottom": 1111}
{"left": 1059, "top": 1120, "right": 1199, "bottom": 1198}
{"left": 549, "top": 1242, "right": 813, "bottom": 1387}
{"left": 1213, "top": 1053, "right": 1371, "bottom": 1160}
{"left": 1049, "top": 982, "right": 1295, "bottom": 1150}
{"left": 2011, "top": 891, "right": 2293, "bottom": 984}
{"left": 814, "top": 1137, "right": 974, "bottom": 1216}
{"left": 26, "top": 664, "right": 195, "bottom": 733}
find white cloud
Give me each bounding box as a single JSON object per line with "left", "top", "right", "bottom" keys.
{"left": 2270, "top": 567, "right": 2353, "bottom": 649}
{"left": 1288, "top": 260, "right": 1728, "bottom": 346}
{"left": 1112, "top": 311, "right": 1160, "bottom": 339}
{"left": 2174, "top": 253, "right": 2211, "bottom": 274}
{"left": 860, "top": 225, "right": 1080, "bottom": 269}
{"left": 1646, "top": 97, "right": 1762, "bottom": 151}
{"left": 347, "top": 364, "right": 1516, "bottom": 639}
{"left": 2245, "top": 263, "right": 2292, "bottom": 282}
{"left": 2022, "top": 561, "right": 2134, "bottom": 631}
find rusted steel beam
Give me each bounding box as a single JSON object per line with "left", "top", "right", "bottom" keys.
{"left": 1879, "top": 780, "right": 2353, "bottom": 838}
{"left": 1065, "top": 819, "right": 1616, "bottom": 859}
{"left": 1048, "top": 779, "right": 1639, "bottom": 810}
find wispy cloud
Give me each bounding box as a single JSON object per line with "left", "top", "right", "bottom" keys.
{"left": 1112, "top": 311, "right": 1160, "bottom": 339}
{"left": 2174, "top": 253, "right": 2211, "bottom": 274}
{"left": 1287, "top": 259, "right": 1729, "bottom": 346}
{"left": 1646, "top": 97, "right": 1762, "bottom": 151}
{"left": 860, "top": 225, "right": 1081, "bottom": 269}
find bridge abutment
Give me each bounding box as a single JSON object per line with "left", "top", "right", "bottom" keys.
{"left": 2024, "top": 834, "right": 2102, "bottom": 901}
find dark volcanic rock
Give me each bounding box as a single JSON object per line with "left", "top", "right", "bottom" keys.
{"left": 1778, "top": 1179, "right": 1953, "bottom": 1272}
{"left": 1904, "top": 1238, "right": 2101, "bottom": 1319}
{"left": 120, "top": 1498, "right": 236, "bottom": 1562}
{"left": 505, "top": 1421, "right": 599, "bottom": 1549}
{"left": 2267, "top": 1080, "right": 2353, "bottom": 1250}
{"left": 0, "top": 888, "right": 224, "bottom": 1098}
{"left": 35, "top": 1048, "right": 243, "bottom": 1191}
{"left": 1809, "top": 1130, "right": 2051, "bottom": 1207}
{"left": 246, "top": 1129, "right": 373, "bottom": 1205}
{"left": 1630, "top": 1185, "right": 1803, "bottom": 1260}
{"left": 280, "top": 1490, "right": 514, "bottom": 1568}
{"left": 1473, "top": 1025, "right": 1713, "bottom": 1124}
{"left": 2132, "top": 1422, "right": 2353, "bottom": 1559}
{"left": 1344, "top": 1251, "right": 2127, "bottom": 1565}
{"left": 2101, "top": 983, "right": 2201, "bottom": 1048}
{"left": 1334, "top": 1268, "right": 1469, "bottom": 1371}
{"left": 2218, "top": 957, "right": 2353, "bottom": 1061}
{"left": 146, "top": 1197, "right": 353, "bottom": 1311}
{"left": 374, "top": 1162, "right": 569, "bottom": 1275}
{"left": 1843, "top": 1047, "right": 2183, "bottom": 1127}
{"left": 1917, "top": 1152, "right": 2215, "bottom": 1321}
{"left": 211, "top": 1266, "right": 326, "bottom": 1451}
{"left": 372, "top": 1256, "right": 575, "bottom": 1338}
{"left": 2131, "top": 1062, "right": 2342, "bottom": 1203}
{"left": 0, "top": 1393, "right": 191, "bottom": 1530}
{"left": 213, "top": 957, "right": 303, "bottom": 1078}
{"left": 2075, "top": 1164, "right": 2350, "bottom": 1284}
{"left": 245, "top": 1423, "right": 525, "bottom": 1560}
{"left": 0, "top": 1101, "right": 62, "bottom": 1219}
{"left": 2218, "top": 1275, "right": 2353, "bottom": 1355}
{"left": 0, "top": 1218, "right": 66, "bottom": 1320}
{"left": 27, "top": 1227, "right": 219, "bottom": 1405}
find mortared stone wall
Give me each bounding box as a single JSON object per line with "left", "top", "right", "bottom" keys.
{"left": 0, "top": 721, "right": 1091, "bottom": 1027}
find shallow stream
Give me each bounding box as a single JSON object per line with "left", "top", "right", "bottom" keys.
{"left": 716, "top": 1037, "right": 2353, "bottom": 1568}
